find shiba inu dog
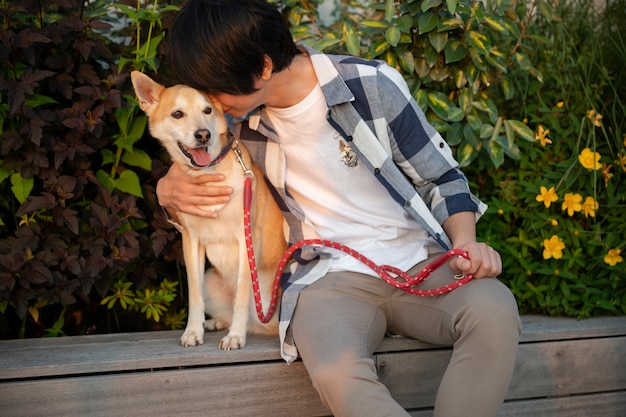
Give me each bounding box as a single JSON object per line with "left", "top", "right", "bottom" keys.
{"left": 131, "top": 71, "right": 285, "bottom": 349}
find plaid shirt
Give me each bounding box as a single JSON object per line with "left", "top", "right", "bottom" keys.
{"left": 232, "top": 45, "right": 486, "bottom": 362}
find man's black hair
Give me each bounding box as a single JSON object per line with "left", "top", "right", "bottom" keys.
{"left": 168, "top": 0, "right": 299, "bottom": 95}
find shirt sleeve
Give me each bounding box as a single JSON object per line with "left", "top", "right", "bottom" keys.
{"left": 374, "top": 63, "right": 487, "bottom": 224}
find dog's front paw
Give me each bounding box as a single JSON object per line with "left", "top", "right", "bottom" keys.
{"left": 219, "top": 333, "right": 246, "bottom": 350}
{"left": 180, "top": 327, "right": 204, "bottom": 347}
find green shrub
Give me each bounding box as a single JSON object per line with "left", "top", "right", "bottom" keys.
{"left": 0, "top": 0, "right": 185, "bottom": 338}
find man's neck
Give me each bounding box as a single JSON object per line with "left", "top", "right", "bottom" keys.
{"left": 265, "top": 54, "right": 318, "bottom": 109}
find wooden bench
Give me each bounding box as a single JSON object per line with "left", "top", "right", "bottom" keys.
{"left": 0, "top": 315, "right": 624, "bottom": 416}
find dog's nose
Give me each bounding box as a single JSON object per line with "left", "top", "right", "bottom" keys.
{"left": 194, "top": 129, "right": 211, "bottom": 144}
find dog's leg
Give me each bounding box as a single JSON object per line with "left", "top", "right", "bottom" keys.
{"left": 203, "top": 267, "right": 233, "bottom": 332}
{"left": 218, "top": 243, "right": 251, "bottom": 350}
{"left": 180, "top": 231, "right": 206, "bottom": 347}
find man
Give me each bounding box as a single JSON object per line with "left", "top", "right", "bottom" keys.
{"left": 156, "top": 1, "right": 521, "bottom": 416}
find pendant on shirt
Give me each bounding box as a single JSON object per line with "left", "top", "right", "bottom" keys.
{"left": 338, "top": 139, "right": 359, "bottom": 168}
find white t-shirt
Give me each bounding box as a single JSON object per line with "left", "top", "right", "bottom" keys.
{"left": 265, "top": 84, "right": 433, "bottom": 276}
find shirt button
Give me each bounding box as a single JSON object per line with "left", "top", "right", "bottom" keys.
{"left": 439, "top": 142, "right": 445, "bottom": 148}
{"left": 346, "top": 136, "right": 353, "bottom": 141}
{"left": 404, "top": 201, "right": 411, "bottom": 207}
{"left": 374, "top": 168, "right": 380, "bottom": 174}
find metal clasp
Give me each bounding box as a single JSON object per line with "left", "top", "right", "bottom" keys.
{"left": 232, "top": 138, "right": 254, "bottom": 178}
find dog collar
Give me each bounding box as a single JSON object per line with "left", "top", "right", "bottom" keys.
{"left": 207, "top": 132, "right": 236, "bottom": 167}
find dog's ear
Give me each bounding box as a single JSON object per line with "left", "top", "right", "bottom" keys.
{"left": 130, "top": 71, "right": 165, "bottom": 115}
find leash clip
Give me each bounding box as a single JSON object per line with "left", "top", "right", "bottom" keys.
{"left": 232, "top": 138, "right": 254, "bottom": 178}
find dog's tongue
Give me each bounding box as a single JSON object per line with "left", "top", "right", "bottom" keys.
{"left": 188, "top": 147, "right": 212, "bottom": 167}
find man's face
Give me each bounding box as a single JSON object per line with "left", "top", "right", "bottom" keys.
{"left": 209, "top": 67, "right": 271, "bottom": 118}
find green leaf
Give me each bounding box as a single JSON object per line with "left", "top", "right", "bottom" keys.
{"left": 485, "top": 54, "right": 507, "bottom": 73}
{"left": 446, "top": 123, "right": 463, "bottom": 146}
{"left": 457, "top": 143, "right": 477, "bottom": 167}
{"left": 480, "top": 123, "right": 494, "bottom": 139}
{"left": 398, "top": 50, "right": 415, "bottom": 74}
{"left": 24, "top": 95, "right": 59, "bottom": 108}
{"left": 421, "top": 0, "right": 442, "bottom": 12}
{"left": 361, "top": 19, "right": 389, "bottom": 28}
{"left": 485, "top": 138, "right": 504, "bottom": 167}
{"left": 385, "top": 26, "right": 401, "bottom": 47}
{"left": 418, "top": 12, "right": 438, "bottom": 34}
{"left": 483, "top": 16, "right": 507, "bottom": 33}
{"left": 467, "top": 30, "right": 491, "bottom": 56}
{"left": 427, "top": 91, "right": 454, "bottom": 120}
{"left": 121, "top": 149, "right": 153, "bottom": 171}
{"left": 312, "top": 38, "right": 342, "bottom": 51}
{"left": 458, "top": 88, "right": 472, "bottom": 111}
{"left": 428, "top": 31, "right": 448, "bottom": 53}
{"left": 501, "top": 78, "right": 514, "bottom": 100}
{"left": 514, "top": 52, "right": 532, "bottom": 70}
{"left": 346, "top": 33, "right": 361, "bottom": 56}
{"left": 115, "top": 169, "right": 144, "bottom": 198}
{"left": 96, "top": 170, "right": 115, "bottom": 192}
{"left": 396, "top": 14, "right": 414, "bottom": 33}
{"left": 10, "top": 173, "right": 34, "bottom": 203}
{"left": 100, "top": 149, "right": 116, "bottom": 166}
{"left": 504, "top": 119, "right": 535, "bottom": 142}
{"left": 444, "top": 40, "right": 467, "bottom": 63}
{"left": 496, "top": 135, "right": 521, "bottom": 160}
{"left": 0, "top": 165, "right": 10, "bottom": 183}
{"left": 447, "top": 107, "right": 465, "bottom": 123}
{"left": 427, "top": 91, "right": 463, "bottom": 122}
{"left": 446, "top": 0, "right": 458, "bottom": 14}
{"left": 384, "top": 0, "right": 395, "bottom": 22}
{"left": 370, "top": 39, "right": 389, "bottom": 58}
{"left": 438, "top": 17, "right": 463, "bottom": 31}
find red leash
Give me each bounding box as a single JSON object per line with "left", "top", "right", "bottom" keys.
{"left": 242, "top": 176, "right": 473, "bottom": 324}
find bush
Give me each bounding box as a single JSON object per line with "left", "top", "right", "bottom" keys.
{"left": 1, "top": 0, "right": 623, "bottom": 339}
{"left": 0, "top": 0, "right": 185, "bottom": 338}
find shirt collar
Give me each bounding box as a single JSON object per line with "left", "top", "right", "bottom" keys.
{"left": 299, "top": 44, "right": 354, "bottom": 107}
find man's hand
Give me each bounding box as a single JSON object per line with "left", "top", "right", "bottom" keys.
{"left": 156, "top": 163, "right": 233, "bottom": 218}
{"left": 448, "top": 241, "right": 502, "bottom": 279}
{"left": 442, "top": 211, "right": 502, "bottom": 279}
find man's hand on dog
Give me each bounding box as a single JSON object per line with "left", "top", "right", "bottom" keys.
{"left": 157, "top": 163, "right": 233, "bottom": 218}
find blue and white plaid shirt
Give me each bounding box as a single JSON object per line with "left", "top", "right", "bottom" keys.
{"left": 232, "top": 45, "right": 487, "bottom": 362}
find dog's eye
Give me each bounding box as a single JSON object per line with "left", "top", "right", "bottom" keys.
{"left": 171, "top": 110, "right": 184, "bottom": 119}
{"left": 203, "top": 107, "right": 212, "bottom": 115}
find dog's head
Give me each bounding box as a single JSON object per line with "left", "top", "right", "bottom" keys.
{"left": 131, "top": 71, "right": 228, "bottom": 169}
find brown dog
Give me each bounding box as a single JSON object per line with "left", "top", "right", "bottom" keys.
{"left": 131, "top": 71, "right": 285, "bottom": 349}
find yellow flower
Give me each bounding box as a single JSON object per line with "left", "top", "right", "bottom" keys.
{"left": 550, "top": 219, "right": 558, "bottom": 226}
{"left": 581, "top": 196, "right": 599, "bottom": 218}
{"left": 578, "top": 148, "right": 602, "bottom": 170}
{"left": 543, "top": 235, "right": 565, "bottom": 260}
{"left": 604, "top": 249, "right": 623, "bottom": 266}
{"left": 536, "top": 186, "right": 559, "bottom": 208}
{"left": 586, "top": 109, "right": 603, "bottom": 127}
{"left": 561, "top": 193, "right": 582, "bottom": 216}
{"left": 619, "top": 153, "right": 626, "bottom": 173}
{"left": 535, "top": 125, "right": 552, "bottom": 146}
{"left": 556, "top": 101, "right": 564, "bottom": 109}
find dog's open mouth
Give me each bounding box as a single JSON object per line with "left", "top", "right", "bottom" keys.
{"left": 178, "top": 142, "right": 212, "bottom": 167}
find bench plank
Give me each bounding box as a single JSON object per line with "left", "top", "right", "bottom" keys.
{"left": 0, "top": 362, "right": 330, "bottom": 417}
{"left": 407, "top": 391, "right": 626, "bottom": 417}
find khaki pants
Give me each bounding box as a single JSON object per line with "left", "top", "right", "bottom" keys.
{"left": 292, "top": 253, "right": 521, "bottom": 417}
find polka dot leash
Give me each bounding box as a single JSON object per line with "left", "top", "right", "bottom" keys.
{"left": 242, "top": 178, "right": 474, "bottom": 324}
